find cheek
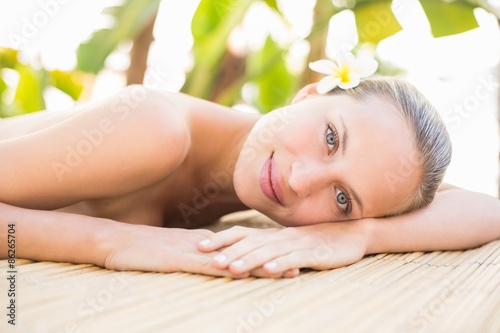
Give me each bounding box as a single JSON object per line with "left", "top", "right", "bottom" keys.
{"left": 234, "top": 148, "right": 259, "bottom": 185}
{"left": 233, "top": 145, "right": 268, "bottom": 208}
{"left": 259, "top": 109, "right": 295, "bottom": 132}
{"left": 255, "top": 108, "right": 309, "bottom": 148}
{"left": 288, "top": 194, "right": 340, "bottom": 224}
{"left": 276, "top": 121, "right": 319, "bottom": 155}
{"left": 232, "top": 164, "right": 256, "bottom": 208}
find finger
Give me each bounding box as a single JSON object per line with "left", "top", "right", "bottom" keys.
{"left": 248, "top": 267, "right": 284, "bottom": 279}
{"left": 225, "top": 242, "right": 295, "bottom": 274}
{"left": 207, "top": 233, "right": 279, "bottom": 270}
{"left": 176, "top": 252, "right": 250, "bottom": 279}
{"left": 197, "top": 226, "right": 267, "bottom": 252}
{"left": 260, "top": 250, "right": 321, "bottom": 275}
{"left": 264, "top": 247, "right": 364, "bottom": 275}
{"left": 282, "top": 268, "right": 300, "bottom": 278}
{"left": 211, "top": 239, "right": 266, "bottom": 270}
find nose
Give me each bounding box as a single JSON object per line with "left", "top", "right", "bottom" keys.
{"left": 288, "top": 159, "right": 329, "bottom": 198}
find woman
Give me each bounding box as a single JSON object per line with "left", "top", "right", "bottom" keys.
{"left": 0, "top": 77, "right": 499, "bottom": 279}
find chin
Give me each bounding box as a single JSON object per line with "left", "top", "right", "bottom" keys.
{"left": 233, "top": 177, "right": 260, "bottom": 211}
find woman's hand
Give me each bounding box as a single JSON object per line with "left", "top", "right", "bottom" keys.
{"left": 103, "top": 223, "right": 249, "bottom": 278}
{"left": 198, "top": 220, "right": 372, "bottom": 278}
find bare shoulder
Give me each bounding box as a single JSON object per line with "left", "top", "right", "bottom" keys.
{"left": 437, "top": 183, "right": 461, "bottom": 192}
{"left": 0, "top": 85, "right": 192, "bottom": 209}
{"left": 106, "top": 85, "right": 191, "bottom": 152}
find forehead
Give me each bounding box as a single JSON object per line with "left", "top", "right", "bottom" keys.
{"left": 317, "top": 93, "right": 404, "bottom": 123}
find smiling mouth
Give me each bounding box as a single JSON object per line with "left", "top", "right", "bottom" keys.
{"left": 259, "top": 152, "right": 284, "bottom": 206}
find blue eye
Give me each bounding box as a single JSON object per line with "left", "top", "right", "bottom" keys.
{"left": 335, "top": 187, "right": 351, "bottom": 214}
{"left": 326, "top": 131, "right": 336, "bottom": 145}
{"left": 337, "top": 191, "right": 347, "bottom": 205}
{"left": 325, "top": 124, "right": 338, "bottom": 153}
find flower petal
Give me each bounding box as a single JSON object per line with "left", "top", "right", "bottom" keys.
{"left": 309, "top": 60, "right": 338, "bottom": 75}
{"left": 338, "top": 72, "right": 360, "bottom": 89}
{"left": 336, "top": 50, "right": 356, "bottom": 68}
{"left": 316, "top": 76, "right": 341, "bottom": 94}
{"left": 355, "top": 58, "right": 378, "bottom": 78}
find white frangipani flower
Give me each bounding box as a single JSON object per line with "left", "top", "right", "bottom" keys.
{"left": 308, "top": 51, "right": 378, "bottom": 94}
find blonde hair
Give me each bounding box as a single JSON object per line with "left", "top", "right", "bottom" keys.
{"left": 329, "top": 77, "right": 452, "bottom": 215}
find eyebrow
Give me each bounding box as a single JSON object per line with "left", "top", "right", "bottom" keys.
{"left": 350, "top": 188, "right": 364, "bottom": 217}
{"left": 339, "top": 115, "right": 364, "bottom": 216}
{"left": 340, "top": 115, "right": 348, "bottom": 155}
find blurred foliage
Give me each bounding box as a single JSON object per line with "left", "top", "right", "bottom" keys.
{"left": 77, "top": 0, "right": 161, "bottom": 74}
{"left": 247, "top": 36, "right": 295, "bottom": 112}
{"left": 420, "top": 0, "right": 478, "bottom": 37}
{"left": 0, "top": 47, "right": 84, "bottom": 117}
{"left": 1, "top": 0, "right": 497, "bottom": 117}
{"left": 353, "top": 0, "right": 402, "bottom": 44}
{"left": 184, "top": 0, "right": 257, "bottom": 100}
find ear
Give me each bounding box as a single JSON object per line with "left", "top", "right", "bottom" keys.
{"left": 290, "top": 83, "right": 320, "bottom": 104}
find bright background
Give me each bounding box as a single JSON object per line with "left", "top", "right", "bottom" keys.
{"left": 0, "top": 0, "right": 498, "bottom": 196}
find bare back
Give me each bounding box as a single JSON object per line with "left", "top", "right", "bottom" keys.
{"left": 0, "top": 86, "right": 252, "bottom": 228}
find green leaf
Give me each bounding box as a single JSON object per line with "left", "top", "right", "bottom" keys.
{"left": 353, "top": 1, "right": 402, "bottom": 44}
{"left": 248, "top": 37, "right": 296, "bottom": 113}
{"left": 49, "top": 70, "right": 85, "bottom": 101}
{"left": 12, "top": 64, "right": 46, "bottom": 114}
{"left": 77, "top": 0, "right": 160, "bottom": 74}
{"left": 0, "top": 47, "right": 19, "bottom": 69}
{"left": 262, "top": 0, "right": 279, "bottom": 12}
{"left": 184, "top": 0, "right": 254, "bottom": 98}
{"left": 419, "top": 0, "right": 479, "bottom": 37}
{"left": 192, "top": 0, "right": 241, "bottom": 40}
{"left": 0, "top": 76, "right": 6, "bottom": 97}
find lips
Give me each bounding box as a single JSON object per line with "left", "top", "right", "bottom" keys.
{"left": 259, "top": 152, "right": 284, "bottom": 206}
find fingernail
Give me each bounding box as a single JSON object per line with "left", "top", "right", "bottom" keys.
{"left": 199, "top": 239, "right": 211, "bottom": 247}
{"left": 213, "top": 254, "right": 227, "bottom": 264}
{"left": 231, "top": 260, "right": 245, "bottom": 268}
{"left": 264, "top": 262, "right": 278, "bottom": 271}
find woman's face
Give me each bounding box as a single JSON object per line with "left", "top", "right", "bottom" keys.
{"left": 233, "top": 93, "right": 421, "bottom": 226}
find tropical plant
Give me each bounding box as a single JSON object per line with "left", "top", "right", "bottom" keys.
{"left": 0, "top": 47, "right": 84, "bottom": 117}
{"left": 1, "top": 0, "right": 493, "bottom": 116}
{"left": 41, "top": 1, "right": 500, "bottom": 111}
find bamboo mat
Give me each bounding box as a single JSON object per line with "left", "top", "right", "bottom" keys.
{"left": 1, "top": 211, "right": 499, "bottom": 333}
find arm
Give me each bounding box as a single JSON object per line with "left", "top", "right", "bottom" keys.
{"left": 0, "top": 201, "right": 109, "bottom": 265}
{"left": 199, "top": 184, "right": 500, "bottom": 277}
{"left": 364, "top": 183, "right": 500, "bottom": 254}
{"left": 0, "top": 201, "right": 244, "bottom": 277}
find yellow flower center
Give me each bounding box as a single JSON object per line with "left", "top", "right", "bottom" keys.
{"left": 335, "top": 65, "right": 351, "bottom": 83}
